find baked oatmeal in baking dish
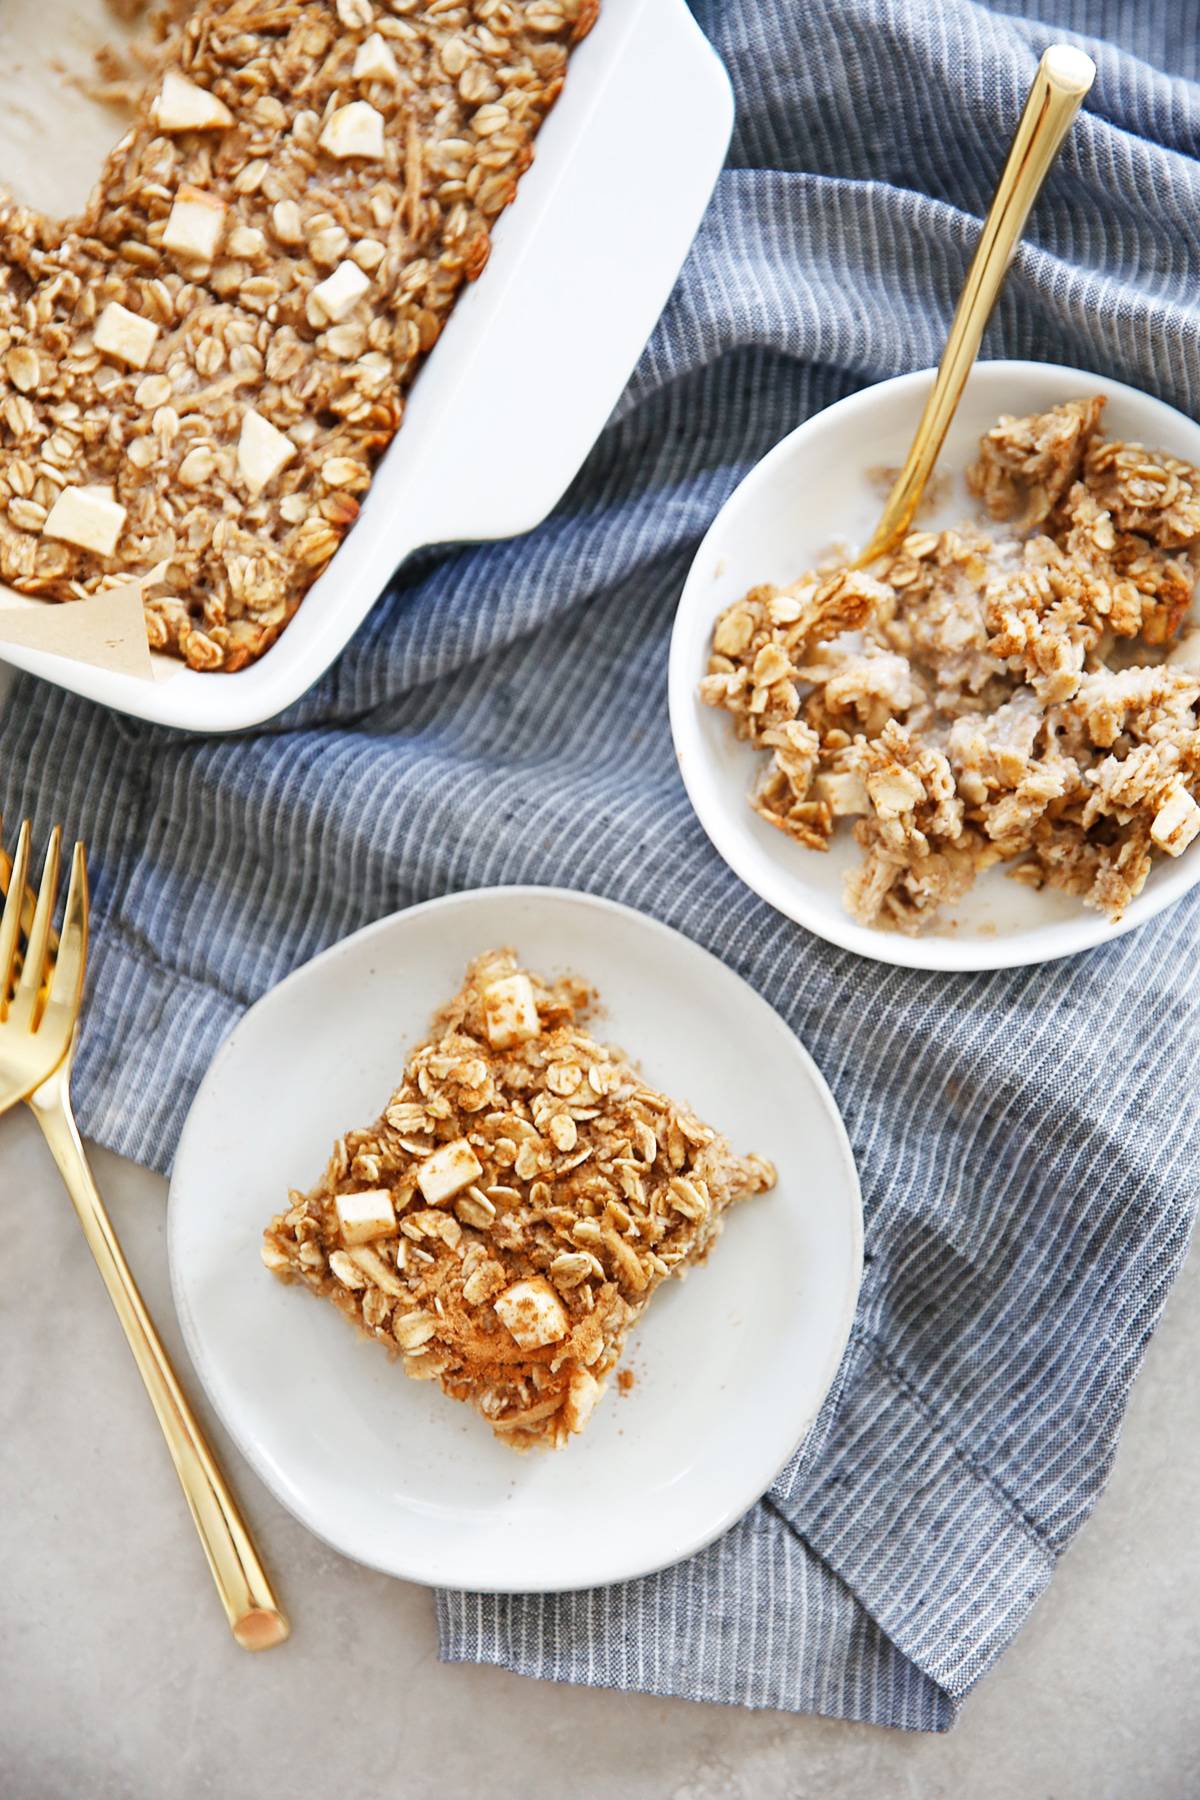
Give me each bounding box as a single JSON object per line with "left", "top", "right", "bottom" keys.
{"left": 702, "top": 398, "right": 1200, "bottom": 932}
{"left": 0, "top": 0, "right": 595, "bottom": 670}
{"left": 262, "top": 950, "right": 775, "bottom": 1450}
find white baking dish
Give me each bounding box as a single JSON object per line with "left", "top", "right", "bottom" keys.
{"left": 0, "top": 0, "right": 732, "bottom": 731}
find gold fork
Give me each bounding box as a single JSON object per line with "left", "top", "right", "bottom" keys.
{"left": 855, "top": 44, "right": 1095, "bottom": 566}
{"left": 0, "top": 819, "right": 289, "bottom": 1650}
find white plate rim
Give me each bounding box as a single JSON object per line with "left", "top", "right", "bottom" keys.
{"left": 167, "top": 884, "right": 865, "bottom": 1592}
{"left": 668, "top": 358, "right": 1200, "bottom": 973}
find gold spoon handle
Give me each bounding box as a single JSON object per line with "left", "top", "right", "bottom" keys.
{"left": 856, "top": 43, "right": 1096, "bottom": 568}
{"left": 29, "top": 1056, "right": 290, "bottom": 1652}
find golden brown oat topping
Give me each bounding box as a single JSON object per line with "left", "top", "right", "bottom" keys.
{"left": 967, "top": 394, "right": 1104, "bottom": 527}
{"left": 261, "top": 950, "right": 775, "bottom": 1451}
{"left": 701, "top": 398, "right": 1200, "bottom": 932}
{"left": 0, "top": 0, "right": 594, "bottom": 670}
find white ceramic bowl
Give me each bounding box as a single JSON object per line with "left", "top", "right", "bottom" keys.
{"left": 168, "top": 887, "right": 863, "bottom": 1591}
{"left": 669, "top": 360, "right": 1200, "bottom": 972}
{"left": 1, "top": 0, "right": 732, "bottom": 732}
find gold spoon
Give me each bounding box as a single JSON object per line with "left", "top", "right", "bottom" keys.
{"left": 855, "top": 42, "right": 1096, "bottom": 569}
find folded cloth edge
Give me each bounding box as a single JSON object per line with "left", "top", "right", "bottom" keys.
{"left": 433, "top": 1329, "right": 1057, "bottom": 1725}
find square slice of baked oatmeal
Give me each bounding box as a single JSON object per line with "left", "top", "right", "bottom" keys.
{"left": 262, "top": 950, "right": 775, "bottom": 1450}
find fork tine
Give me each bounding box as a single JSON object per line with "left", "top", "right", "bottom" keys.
{"left": 10, "top": 827, "right": 62, "bottom": 1026}
{"left": 0, "top": 819, "right": 32, "bottom": 1015}
{"left": 43, "top": 842, "right": 89, "bottom": 1031}
{"left": 1, "top": 811, "right": 59, "bottom": 950}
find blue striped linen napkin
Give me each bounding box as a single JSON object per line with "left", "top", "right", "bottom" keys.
{"left": 3, "top": 0, "right": 1199, "bottom": 1732}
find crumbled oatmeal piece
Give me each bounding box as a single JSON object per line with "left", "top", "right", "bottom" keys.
{"left": 1084, "top": 438, "right": 1200, "bottom": 549}
{"left": 0, "top": 0, "right": 595, "bottom": 670}
{"left": 261, "top": 951, "right": 775, "bottom": 1451}
{"left": 702, "top": 398, "right": 1200, "bottom": 931}
{"left": 967, "top": 395, "right": 1104, "bottom": 527}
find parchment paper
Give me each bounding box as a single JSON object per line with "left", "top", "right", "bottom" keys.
{"left": 0, "top": 0, "right": 137, "bottom": 217}
{"left": 0, "top": 584, "right": 155, "bottom": 680}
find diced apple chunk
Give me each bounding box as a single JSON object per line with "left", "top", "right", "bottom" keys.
{"left": 94, "top": 302, "right": 160, "bottom": 371}
{"left": 43, "top": 485, "right": 126, "bottom": 557}
{"left": 354, "top": 34, "right": 400, "bottom": 82}
{"left": 481, "top": 973, "right": 540, "bottom": 1049}
{"left": 311, "top": 260, "right": 371, "bottom": 324}
{"left": 1151, "top": 780, "right": 1200, "bottom": 855}
{"left": 162, "top": 186, "right": 227, "bottom": 264}
{"left": 335, "top": 1187, "right": 396, "bottom": 1246}
{"left": 494, "top": 1277, "right": 568, "bottom": 1350}
{"left": 814, "top": 770, "right": 868, "bottom": 816}
{"left": 417, "top": 1137, "right": 482, "bottom": 1205}
{"left": 318, "top": 101, "right": 385, "bottom": 161}
{"left": 151, "top": 71, "right": 233, "bottom": 132}
{"left": 562, "top": 1366, "right": 602, "bottom": 1434}
{"left": 237, "top": 407, "right": 296, "bottom": 497}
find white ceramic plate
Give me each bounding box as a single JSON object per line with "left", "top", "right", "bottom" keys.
{"left": 168, "top": 887, "right": 862, "bottom": 1592}
{"left": 0, "top": 0, "right": 733, "bottom": 731}
{"left": 669, "top": 360, "right": 1200, "bottom": 972}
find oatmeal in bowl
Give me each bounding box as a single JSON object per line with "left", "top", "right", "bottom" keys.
{"left": 669, "top": 362, "right": 1200, "bottom": 970}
